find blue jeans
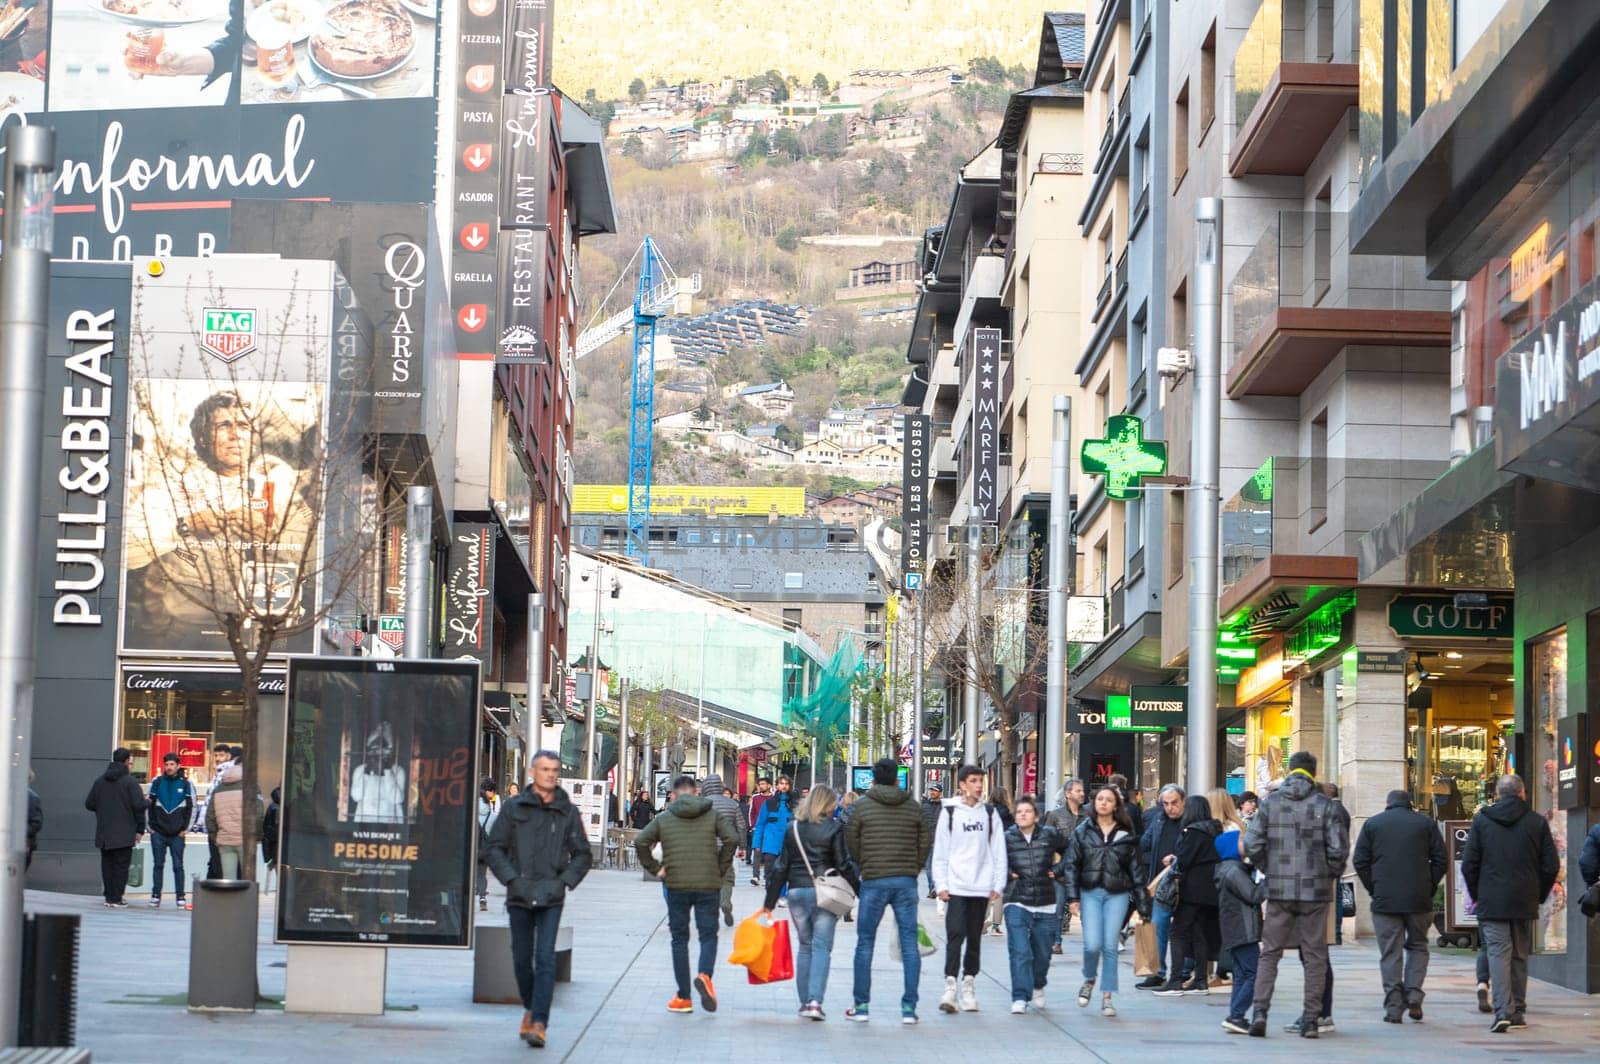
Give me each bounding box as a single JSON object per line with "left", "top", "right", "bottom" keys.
{"left": 508, "top": 903, "right": 564, "bottom": 1023}
{"left": 1152, "top": 901, "right": 1174, "bottom": 977}
{"left": 666, "top": 889, "right": 720, "bottom": 999}
{"left": 1003, "top": 905, "right": 1055, "bottom": 1001}
{"left": 787, "top": 887, "right": 839, "bottom": 1006}
{"left": 1055, "top": 881, "right": 1069, "bottom": 943}
{"left": 1079, "top": 887, "right": 1130, "bottom": 993}
{"left": 852, "top": 876, "right": 920, "bottom": 1010}
{"left": 150, "top": 832, "right": 186, "bottom": 900}
{"left": 1229, "top": 942, "right": 1259, "bottom": 1020}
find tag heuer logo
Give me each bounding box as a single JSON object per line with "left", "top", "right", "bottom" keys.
{"left": 377, "top": 614, "right": 406, "bottom": 650}
{"left": 200, "top": 308, "right": 258, "bottom": 363}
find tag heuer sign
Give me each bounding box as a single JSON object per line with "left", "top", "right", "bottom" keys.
{"left": 377, "top": 614, "right": 406, "bottom": 650}
{"left": 199, "top": 308, "right": 258, "bottom": 363}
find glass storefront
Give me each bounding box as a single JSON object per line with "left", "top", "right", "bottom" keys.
{"left": 1529, "top": 630, "right": 1568, "bottom": 954}
{"left": 119, "top": 669, "right": 287, "bottom": 798}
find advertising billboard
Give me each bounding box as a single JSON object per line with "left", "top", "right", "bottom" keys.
{"left": 277, "top": 656, "right": 482, "bottom": 948}
{"left": 970, "top": 326, "right": 1003, "bottom": 524}
{"left": 442, "top": 521, "right": 495, "bottom": 666}
{"left": 571, "top": 484, "right": 805, "bottom": 516}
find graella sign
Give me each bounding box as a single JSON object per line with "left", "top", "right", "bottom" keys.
{"left": 54, "top": 309, "right": 117, "bottom": 625}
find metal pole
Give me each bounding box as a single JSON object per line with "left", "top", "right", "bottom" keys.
{"left": 697, "top": 625, "right": 706, "bottom": 775}
{"left": 964, "top": 523, "right": 981, "bottom": 767}
{"left": 1044, "top": 395, "right": 1071, "bottom": 808}
{"left": 526, "top": 593, "right": 544, "bottom": 765}
{"left": 848, "top": 685, "right": 859, "bottom": 767}
{"left": 403, "top": 485, "right": 432, "bottom": 658}
{"left": 0, "top": 123, "right": 55, "bottom": 1049}
{"left": 586, "top": 564, "right": 603, "bottom": 779}
{"left": 619, "top": 679, "right": 630, "bottom": 809}
{"left": 911, "top": 591, "right": 924, "bottom": 799}
{"left": 1188, "top": 198, "right": 1223, "bottom": 791}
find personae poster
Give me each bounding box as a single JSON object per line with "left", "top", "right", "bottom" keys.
{"left": 276, "top": 656, "right": 481, "bottom": 948}
{"left": 560, "top": 777, "right": 608, "bottom": 846}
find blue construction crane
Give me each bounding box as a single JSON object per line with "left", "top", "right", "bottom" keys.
{"left": 576, "top": 238, "right": 700, "bottom": 562}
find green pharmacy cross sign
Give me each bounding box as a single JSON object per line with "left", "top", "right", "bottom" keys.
{"left": 1081, "top": 414, "right": 1168, "bottom": 499}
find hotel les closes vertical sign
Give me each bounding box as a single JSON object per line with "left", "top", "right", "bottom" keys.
{"left": 972, "top": 327, "right": 1004, "bottom": 523}
{"left": 901, "top": 414, "right": 930, "bottom": 581}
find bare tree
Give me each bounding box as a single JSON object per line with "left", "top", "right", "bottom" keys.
{"left": 124, "top": 270, "right": 388, "bottom": 883}
{"left": 919, "top": 544, "right": 1051, "bottom": 795}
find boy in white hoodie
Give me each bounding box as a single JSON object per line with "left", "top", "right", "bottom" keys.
{"left": 933, "top": 764, "right": 1008, "bottom": 1013}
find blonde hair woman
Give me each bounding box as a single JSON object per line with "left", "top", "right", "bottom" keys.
{"left": 1206, "top": 789, "right": 1247, "bottom": 835}
{"left": 760, "top": 783, "right": 859, "bottom": 1020}
{"left": 1256, "top": 744, "right": 1284, "bottom": 793}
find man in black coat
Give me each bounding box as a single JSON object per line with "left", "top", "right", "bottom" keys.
{"left": 1460, "top": 774, "right": 1559, "bottom": 1033}
{"left": 919, "top": 782, "right": 942, "bottom": 898}
{"left": 1353, "top": 789, "right": 1447, "bottom": 1023}
{"left": 486, "top": 751, "right": 593, "bottom": 1048}
{"left": 84, "top": 747, "right": 148, "bottom": 906}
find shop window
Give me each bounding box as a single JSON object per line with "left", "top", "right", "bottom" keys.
{"left": 1199, "top": 24, "right": 1216, "bottom": 140}
{"left": 1529, "top": 629, "right": 1568, "bottom": 955}
{"left": 1308, "top": 409, "right": 1329, "bottom": 532}
{"left": 1173, "top": 81, "right": 1190, "bottom": 189}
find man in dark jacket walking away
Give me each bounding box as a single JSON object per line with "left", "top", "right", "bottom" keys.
{"left": 1241, "top": 751, "right": 1348, "bottom": 1039}
{"left": 1353, "top": 789, "right": 1446, "bottom": 1023}
{"left": 844, "top": 757, "right": 932, "bottom": 1025}
{"left": 147, "top": 752, "right": 195, "bottom": 909}
{"left": 636, "top": 775, "right": 740, "bottom": 1015}
{"left": 1460, "top": 774, "right": 1560, "bottom": 1033}
{"left": 1045, "top": 778, "right": 1084, "bottom": 945}
{"left": 486, "top": 751, "right": 594, "bottom": 1048}
{"left": 700, "top": 774, "right": 747, "bottom": 926}
{"left": 919, "top": 782, "right": 943, "bottom": 898}
{"left": 85, "top": 747, "right": 148, "bottom": 907}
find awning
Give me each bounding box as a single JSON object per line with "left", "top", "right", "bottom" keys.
{"left": 658, "top": 689, "right": 783, "bottom": 744}
{"left": 1070, "top": 611, "right": 1167, "bottom": 699}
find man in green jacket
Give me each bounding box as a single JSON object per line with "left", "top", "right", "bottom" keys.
{"left": 844, "top": 757, "right": 933, "bottom": 1025}
{"left": 636, "top": 775, "right": 740, "bottom": 1015}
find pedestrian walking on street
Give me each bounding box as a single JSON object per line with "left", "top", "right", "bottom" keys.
{"left": 761, "top": 783, "right": 858, "bottom": 1020}
{"left": 146, "top": 752, "right": 195, "bottom": 909}
{"left": 84, "top": 747, "right": 148, "bottom": 907}
{"left": 1214, "top": 829, "right": 1266, "bottom": 1035}
{"left": 700, "top": 773, "right": 749, "bottom": 926}
{"left": 985, "top": 789, "right": 1015, "bottom": 934}
{"left": 203, "top": 742, "right": 233, "bottom": 879}
{"left": 486, "top": 751, "right": 593, "bottom": 1048}
{"left": 1242, "top": 751, "right": 1349, "bottom": 1039}
{"left": 1155, "top": 795, "right": 1222, "bottom": 996}
{"left": 204, "top": 759, "right": 262, "bottom": 880}
{"left": 747, "top": 777, "right": 773, "bottom": 882}
{"left": 477, "top": 777, "right": 500, "bottom": 912}
{"left": 261, "top": 787, "right": 281, "bottom": 893}
{"left": 919, "top": 782, "right": 943, "bottom": 898}
{"left": 1001, "top": 797, "right": 1067, "bottom": 1013}
{"left": 1060, "top": 784, "right": 1147, "bottom": 1018}
{"left": 1353, "top": 789, "right": 1447, "bottom": 1023}
{"left": 1577, "top": 819, "right": 1600, "bottom": 891}
{"left": 752, "top": 775, "right": 793, "bottom": 887}
{"left": 635, "top": 775, "right": 740, "bottom": 1016}
{"left": 1204, "top": 788, "right": 1247, "bottom": 985}
{"left": 628, "top": 788, "right": 655, "bottom": 830}
{"left": 1460, "top": 774, "right": 1559, "bottom": 1033}
{"left": 1136, "top": 783, "right": 1186, "bottom": 988}
{"left": 844, "top": 757, "right": 932, "bottom": 1025}
{"left": 25, "top": 777, "right": 42, "bottom": 871}
{"left": 932, "top": 764, "right": 1007, "bottom": 1014}
{"left": 1045, "top": 778, "right": 1085, "bottom": 949}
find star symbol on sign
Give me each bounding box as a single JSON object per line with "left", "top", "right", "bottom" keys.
{"left": 982, "top": 362, "right": 994, "bottom": 376}
{"left": 982, "top": 347, "right": 994, "bottom": 358}
{"left": 1080, "top": 415, "right": 1167, "bottom": 499}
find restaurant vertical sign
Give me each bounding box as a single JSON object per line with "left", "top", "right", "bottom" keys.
{"left": 972, "top": 326, "right": 1004, "bottom": 523}
{"left": 901, "top": 413, "right": 930, "bottom": 585}
{"left": 497, "top": 0, "right": 555, "bottom": 365}
{"left": 443, "top": 523, "right": 497, "bottom": 667}
{"left": 452, "top": 0, "right": 509, "bottom": 362}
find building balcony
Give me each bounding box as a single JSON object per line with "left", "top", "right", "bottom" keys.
{"left": 1228, "top": 211, "right": 1450, "bottom": 399}
{"left": 1093, "top": 83, "right": 1131, "bottom": 179}
{"left": 932, "top": 434, "right": 959, "bottom": 478}
{"left": 1229, "top": 0, "right": 1357, "bottom": 177}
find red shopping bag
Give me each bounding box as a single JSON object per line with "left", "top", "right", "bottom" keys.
{"left": 747, "top": 918, "right": 794, "bottom": 984}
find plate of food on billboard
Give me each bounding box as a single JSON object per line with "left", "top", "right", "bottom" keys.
{"left": 0, "top": 0, "right": 48, "bottom": 112}
{"left": 48, "top": 0, "right": 232, "bottom": 109}
{"left": 241, "top": 0, "right": 435, "bottom": 103}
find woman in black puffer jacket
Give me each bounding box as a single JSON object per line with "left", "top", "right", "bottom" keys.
{"left": 762, "top": 784, "right": 860, "bottom": 1019}
{"left": 1155, "top": 795, "right": 1223, "bottom": 995}
{"left": 1061, "top": 786, "right": 1148, "bottom": 1017}
{"left": 1001, "top": 797, "right": 1070, "bottom": 1011}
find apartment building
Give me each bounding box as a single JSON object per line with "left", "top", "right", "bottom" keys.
{"left": 1351, "top": 0, "right": 1600, "bottom": 992}
{"left": 1158, "top": 0, "right": 1453, "bottom": 854}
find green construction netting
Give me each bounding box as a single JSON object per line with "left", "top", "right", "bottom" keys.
{"left": 781, "top": 636, "right": 874, "bottom": 744}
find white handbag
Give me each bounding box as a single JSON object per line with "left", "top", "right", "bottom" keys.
{"left": 793, "top": 822, "right": 857, "bottom": 917}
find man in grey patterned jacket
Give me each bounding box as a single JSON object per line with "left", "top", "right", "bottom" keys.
{"left": 700, "top": 774, "right": 748, "bottom": 927}
{"left": 1242, "top": 751, "right": 1349, "bottom": 1039}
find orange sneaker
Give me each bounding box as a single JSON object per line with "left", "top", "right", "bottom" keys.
{"left": 519, "top": 1011, "right": 535, "bottom": 1041}
{"left": 694, "top": 973, "right": 718, "bottom": 1013}
{"left": 527, "top": 1021, "right": 547, "bottom": 1047}
{"left": 668, "top": 996, "right": 694, "bottom": 1013}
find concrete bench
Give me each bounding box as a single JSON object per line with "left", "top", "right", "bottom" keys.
{"left": 0, "top": 1051, "right": 92, "bottom": 1063}
{"left": 472, "top": 923, "right": 574, "bottom": 1005}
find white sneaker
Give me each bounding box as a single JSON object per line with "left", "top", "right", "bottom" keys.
{"left": 938, "top": 976, "right": 958, "bottom": 1014}
{"left": 959, "top": 975, "right": 979, "bottom": 1012}
{"left": 1031, "top": 989, "right": 1046, "bottom": 1010}
{"left": 1010, "top": 1000, "right": 1027, "bottom": 1014}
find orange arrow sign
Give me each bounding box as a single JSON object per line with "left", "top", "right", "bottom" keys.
{"left": 465, "top": 65, "right": 495, "bottom": 93}
{"left": 459, "top": 223, "right": 489, "bottom": 251}
{"left": 462, "top": 143, "right": 493, "bottom": 172}
{"left": 458, "top": 304, "right": 488, "bottom": 332}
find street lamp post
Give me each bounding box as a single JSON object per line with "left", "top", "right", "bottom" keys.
{"left": 1044, "top": 395, "right": 1071, "bottom": 809}
{"left": 0, "top": 122, "right": 56, "bottom": 1048}
{"left": 526, "top": 592, "right": 544, "bottom": 767}
{"left": 1188, "top": 198, "right": 1223, "bottom": 791}
{"left": 586, "top": 563, "right": 604, "bottom": 779}
{"left": 403, "top": 485, "right": 431, "bottom": 658}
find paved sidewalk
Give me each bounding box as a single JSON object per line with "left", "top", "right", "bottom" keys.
{"left": 43, "top": 869, "right": 1597, "bottom": 1062}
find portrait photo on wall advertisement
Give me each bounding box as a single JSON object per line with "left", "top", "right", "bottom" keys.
{"left": 276, "top": 657, "right": 481, "bottom": 948}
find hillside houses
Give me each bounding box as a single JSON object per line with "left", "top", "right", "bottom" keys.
{"left": 733, "top": 381, "right": 797, "bottom": 418}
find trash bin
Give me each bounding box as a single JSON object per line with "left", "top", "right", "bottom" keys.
{"left": 188, "top": 879, "right": 259, "bottom": 1012}
{"left": 17, "top": 913, "right": 78, "bottom": 1046}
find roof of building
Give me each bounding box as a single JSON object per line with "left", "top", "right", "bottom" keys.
{"left": 560, "top": 94, "right": 618, "bottom": 236}
{"left": 739, "top": 381, "right": 791, "bottom": 396}
{"left": 1039, "top": 12, "right": 1087, "bottom": 86}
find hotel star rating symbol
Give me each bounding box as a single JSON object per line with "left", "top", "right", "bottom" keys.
{"left": 980, "top": 344, "right": 996, "bottom": 388}
{"left": 1081, "top": 414, "right": 1168, "bottom": 500}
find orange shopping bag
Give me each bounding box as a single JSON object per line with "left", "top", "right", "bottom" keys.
{"left": 729, "top": 911, "right": 777, "bottom": 980}
{"left": 749, "top": 919, "right": 793, "bottom": 984}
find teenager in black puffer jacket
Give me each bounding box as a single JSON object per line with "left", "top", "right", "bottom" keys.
{"left": 1061, "top": 786, "right": 1148, "bottom": 1017}
{"left": 1156, "top": 795, "right": 1223, "bottom": 995}
{"left": 1001, "top": 797, "right": 1070, "bottom": 1011}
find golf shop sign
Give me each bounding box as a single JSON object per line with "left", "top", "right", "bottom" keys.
{"left": 200, "top": 307, "right": 258, "bottom": 363}
{"left": 1387, "top": 594, "right": 1513, "bottom": 639}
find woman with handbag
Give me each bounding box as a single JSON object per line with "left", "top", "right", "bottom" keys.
{"left": 1062, "top": 785, "right": 1148, "bottom": 1018}
{"left": 761, "top": 784, "right": 859, "bottom": 1020}
{"left": 1155, "top": 795, "right": 1223, "bottom": 996}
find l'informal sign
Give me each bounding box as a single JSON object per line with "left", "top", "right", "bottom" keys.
{"left": 1386, "top": 594, "right": 1512, "bottom": 640}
